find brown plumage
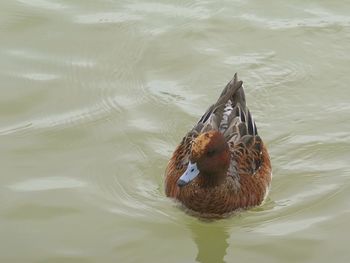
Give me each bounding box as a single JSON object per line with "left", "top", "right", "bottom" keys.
{"left": 165, "top": 74, "right": 272, "bottom": 218}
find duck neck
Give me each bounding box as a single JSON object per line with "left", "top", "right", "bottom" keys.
{"left": 197, "top": 170, "right": 227, "bottom": 188}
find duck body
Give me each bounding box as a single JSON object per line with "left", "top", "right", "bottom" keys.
{"left": 165, "top": 74, "right": 272, "bottom": 218}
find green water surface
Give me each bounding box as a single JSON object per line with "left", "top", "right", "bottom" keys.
{"left": 1, "top": 1, "right": 350, "bottom": 262}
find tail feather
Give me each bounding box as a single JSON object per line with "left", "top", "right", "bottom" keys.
{"left": 192, "top": 73, "right": 258, "bottom": 141}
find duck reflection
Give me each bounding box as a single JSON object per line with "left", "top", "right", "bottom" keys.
{"left": 188, "top": 221, "right": 230, "bottom": 263}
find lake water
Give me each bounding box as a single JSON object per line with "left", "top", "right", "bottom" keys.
{"left": 1, "top": 1, "right": 350, "bottom": 262}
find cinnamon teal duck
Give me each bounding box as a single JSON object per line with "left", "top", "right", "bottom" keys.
{"left": 165, "top": 74, "right": 272, "bottom": 218}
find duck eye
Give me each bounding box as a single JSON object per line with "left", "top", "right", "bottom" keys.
{"left": 207, "top": 149, "right": 215, "bottom": 157}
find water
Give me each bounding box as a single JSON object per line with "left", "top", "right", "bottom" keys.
{"left": 1, "top": 1, "right": 350, "bottom": 262}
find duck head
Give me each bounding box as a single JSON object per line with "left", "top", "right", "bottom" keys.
{"left": 177, "top": 131, "right": 230, "bottom": 187}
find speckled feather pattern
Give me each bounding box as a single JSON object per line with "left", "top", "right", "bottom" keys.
{"left": 165, "top": 74, "right": 272, "bottom": 217}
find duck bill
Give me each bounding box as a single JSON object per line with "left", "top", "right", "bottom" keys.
{"left": 177, "top": 162, "right": 199, "bottom": 187}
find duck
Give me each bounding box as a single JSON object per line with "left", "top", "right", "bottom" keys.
{"left": 165, "top": 73, "right": 272, "bottom": 218}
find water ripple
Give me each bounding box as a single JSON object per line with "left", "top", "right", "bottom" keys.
{"left": 255, "top": 216, "right": 329, "bottom": 236}
{"left": 224, "top": 51, "right": 275, "bottom": 66}
{"left": 273, "top": 184, "right": 339, "bottom": 211}
{"left": 94, "top": 172, "right": 171, "bottom": 221}
{"left": 0, "top": 104, "right": 107, "bottom": 135}
{"left": 8, "top": 176, "right": 87, "bottom": 192}
{"left": 75, "top": 12, "right": 142, "bottom": 25}
{"left": 239, "top": 12, "right": 350, "bottom": 29}
{"left": 126, "top": 2, "right": 211, "bottom": 20}
{"left": 22, "top": 72, "right": 58, "bottom": 81}
{"left": 17, "top": 0, "right": 67, "bottom": 10}
{"left": 6, "top": 48, "right": 97, "bottom": 69}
